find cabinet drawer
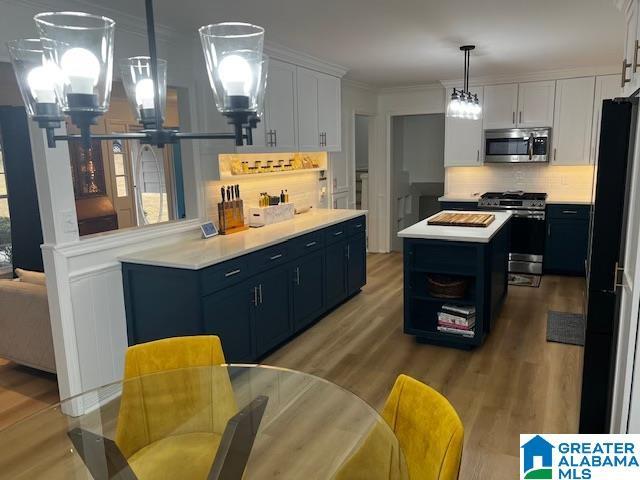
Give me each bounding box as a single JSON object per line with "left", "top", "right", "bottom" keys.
{"left": 200, "top": 258, "right": 248, "bottom": 296}
{"left": 290, "top": 231, "right": 324, "bottom": 257}
{"left": 547, "top": 204, "right": 590, "bottom": 220}
{"left": 325, "top": 221, "right": 349, "bottom": 245}
{"left": 348, "top": 216, "right": 366, "bottom": 236}
{"left": 247, "top": 243, "right": 290, "bottom": 274}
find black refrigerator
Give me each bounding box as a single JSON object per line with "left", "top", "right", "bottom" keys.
{"left": 579, "top": 99, "right": 635, "bottom": 433}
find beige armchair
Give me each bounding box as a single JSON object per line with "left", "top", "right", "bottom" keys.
{"left": 0, "top": 270, "right": 56, "bottom": 373}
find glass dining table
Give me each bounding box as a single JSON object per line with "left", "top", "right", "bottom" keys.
{"left": 0, "top": 365, "right": 408, "bottom": 480}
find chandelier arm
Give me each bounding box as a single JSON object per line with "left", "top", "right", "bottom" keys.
{"left": 145, "top": 0, "right": 163, "bottom": 131}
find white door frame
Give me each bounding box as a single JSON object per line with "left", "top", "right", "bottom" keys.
{"left": 349, "top": 109, "right": 376, "bottom": 245}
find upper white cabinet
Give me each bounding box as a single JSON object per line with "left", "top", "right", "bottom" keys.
{"left": 444, "top": 87, "right": 484, "bottom": 167}
{"left": 264, "top": 60, "right": 298, "bottom": 151}
{"left": 296, "top": 67, "right": 342, "bottom": 152}
{"left": 622, "top": 0, "right": 640, "bottom": 96}
{"left": 483, "top": 84, "right": 518, "bottom": 129}
{"left": 517, "top": 81, "right": 556, "bottom": 128}
{"left": 552, "top": 77, "right": 595, "bottom": 165}
{"left": 591, "top": 75, "right": 623, "bottom": 164}
{"left": 483, "top": 81, "right": 555, "bottom": 130}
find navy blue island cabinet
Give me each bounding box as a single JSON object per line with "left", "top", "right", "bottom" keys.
{"left": 400, "top": 214, "right": 511, "bottom": 349}
{"left": 122, "top": 214, "right": 367, "bottom": 362}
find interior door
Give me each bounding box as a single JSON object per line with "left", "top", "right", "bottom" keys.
{"left": 482, "top": 84, "right": 518, "bottom": 129}
{"left": 105, "top": 120, "right": 136, "bottom": 228}
{"left": 517, "top": 81, "right": 556, "bottom": 128}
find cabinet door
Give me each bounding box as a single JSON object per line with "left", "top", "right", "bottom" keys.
{"left": 545, "top": 219, "right": 589, "bottom": 274}
{"left": 254, "top": 265, "right": 292, "bottom": 357}
{"left": 552, "top": 77, "right": 595, "bottom": 165}
{"left": 483, "top": 84, "right": 518, "bottom": 129}
{"left": 292, "top": 251, "right": 325, "bottom": 330}
{"left": 623, "top": 0, "right": 639, "bottom": 97}
{"left": 332, "top": 191, "right": 349, "bottom": 209}
{"left": 591, "top": 75, "right": 623, "bottom": 164}
{"left": 517, "top": 81, "right": 556, "bottom": 128}
{"left": 325, "top": 240, "right": 348, "bottom": 308}
{"left": 317, "top": 72, "right": 341, "bottom": 151}
{"left": 347, "top": 233, "right": 366, "bottom": 295}
{"left": 266, "top": 60, "right": 297, "bottom": 151}
{"left": 297, "top": 67, "right": 320, "bottom": 150}
{"left": 445, "top": 87, "right": 483, "bottom": 166}
{"left": 203, "top": 282, "right": 254, "bottom": 362}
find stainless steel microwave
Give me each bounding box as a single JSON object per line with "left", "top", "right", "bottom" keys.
{"left": 484, "top": 128, "right": 551, "bottom": 163}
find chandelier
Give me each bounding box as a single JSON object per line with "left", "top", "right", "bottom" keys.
{"left": 447, "top": 45, "right": 482, "bottom": 120}
{"left": 6, "top": 0, "right": 266, "bottom": 149}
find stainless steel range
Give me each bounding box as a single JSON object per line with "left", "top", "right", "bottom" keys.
{"left": 478, "top": 191, "right": 547, "bottom": 275}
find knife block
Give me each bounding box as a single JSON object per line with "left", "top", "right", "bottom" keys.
{"left": 218, "top": 199, "right": 248, "bottom": 235}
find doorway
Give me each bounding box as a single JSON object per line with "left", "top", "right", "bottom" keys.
{"left": 355, "top": 114, "right": 370, "bottom": 210}
{"left": 389, "top": 113, "right": 445, "bottom": 252}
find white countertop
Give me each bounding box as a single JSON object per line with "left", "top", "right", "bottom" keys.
{"left": 397, "top": 210, "right": 513, "bottom": 243}
{"left": 438, "top": 194, "right": 593, "bottom": 205}
{"left": 119, "top": 209, "right": 366, "bottom": 270}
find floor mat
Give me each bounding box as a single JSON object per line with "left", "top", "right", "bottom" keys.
{"left": 547, "top": 311, "right": 585, "bottom": 346}
{"left": 508, "top": 273, "right": 541, "bottom": 287}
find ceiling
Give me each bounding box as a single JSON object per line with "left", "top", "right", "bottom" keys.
{"left": 83, "top": 0, "right": 624, "bottom": 87}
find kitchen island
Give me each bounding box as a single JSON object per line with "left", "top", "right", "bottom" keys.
{"left": 120, "top": 209, "right": 366, "bottom": 362}
{"left": 398, "top": 210, "right": 512, "bottom": 348}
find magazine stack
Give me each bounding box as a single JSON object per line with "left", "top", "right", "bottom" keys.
{"left": 437, "top": 304, "right": 475, "bottom": 338}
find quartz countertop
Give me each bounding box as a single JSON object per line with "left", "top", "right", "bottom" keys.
{"left": 397, "top": 210, "right": 513, "bottom": 243}
{"left": 119, "top": 209, "right": 366, "bottom": 270}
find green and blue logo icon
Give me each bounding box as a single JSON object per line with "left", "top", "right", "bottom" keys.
{"left": 521, "top": 435, "right": 554, "bottom": 479}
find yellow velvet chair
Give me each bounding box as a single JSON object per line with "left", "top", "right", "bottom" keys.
{"left": 115, "top": 336, "right": 237, "bottom": 479}
{"left": 382, "top": 374, "right": 464, "bottom": 480}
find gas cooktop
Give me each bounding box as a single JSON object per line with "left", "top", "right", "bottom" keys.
{"left": 478, "top": 191, "right": 547, "bottom": 210}
{"left": 480, "top": 191, "right": 547, "bottom": 201}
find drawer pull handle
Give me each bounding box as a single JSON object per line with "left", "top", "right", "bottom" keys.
{"left": 333, "top": 231, "right": 344, "bottom": 236}
{"left": 355, "top": 224, "right": 362, "bottom": 228}
{"left": 225, "top": 269, "right": 241, "bottom": 277}
{"left": 562, "top": 210, "right": 578, "bottom": 214}
{"left": 269, "top": 254, "right": 283, "bottom": 260}
{"left": 305, "top": 241, "right": 317, "bottom": 247}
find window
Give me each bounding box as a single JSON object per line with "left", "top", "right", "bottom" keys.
{"left": 113, "top": 140, "right": 129, "bottom": 198}
{"left": 0, "top": 143, "right": 11, "bottom": 269}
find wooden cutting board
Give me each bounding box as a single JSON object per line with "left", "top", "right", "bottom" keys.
{"left": 427, "top": 212, "right": 495, "bottom": 228}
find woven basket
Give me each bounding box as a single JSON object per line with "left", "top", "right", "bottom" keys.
{"left": 426, "top": 275, "right": 468, "bottom": 299}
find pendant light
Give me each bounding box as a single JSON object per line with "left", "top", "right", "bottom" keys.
{"left": 6, "top": 0, "right": 266, "bottom": 149}
{"left": 447, "top": 45, "right": 482, "bottom": 120}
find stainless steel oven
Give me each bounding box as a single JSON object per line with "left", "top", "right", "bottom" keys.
{"left": 484, "top": 128, "right": 551, "bottom": 163}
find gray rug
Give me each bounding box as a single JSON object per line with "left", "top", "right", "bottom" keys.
{"left": 547, "top": 311, "right": 585, "bottom": 346}
{"left": 509, "top": 273, "right": 541, "bottom": 287}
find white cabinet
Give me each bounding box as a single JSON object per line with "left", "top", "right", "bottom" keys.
{"left": 623, "top": 0, "right": 640, "bottom": 97}
{"left": 296, "top": 67, "right": 341, "bottom": 152}
{"left": 483, "top": 81, "right": 555, "bottom": 130}
{"left": 591, "top": 75, "right": 623, "bottom": 164}
{"left": 517, "top": 81, "right": 556, "bottom": 128}
{"left": 264, "top": 60, "right": 298, "bottom": 151}
{"left": 483, "top": 84, "right": 518, "bottom": 129}
{"left": 331, "top": 191, "right": 349, "bottom": 209}
{"left": 444, "top": 87, "right": 484, "bottom": 167}
{"left": 552, "top": 77, "right": 595, "bottom": 165}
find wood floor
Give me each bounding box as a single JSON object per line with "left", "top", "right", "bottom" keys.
{"left": 0, "top": 358, "right": 58, "bottom": 431}
{"left": 0, "top": 252, "right": 584, "bottom": 479}
{"left": 266, "top": 252, "right": 585, "bottom": 480}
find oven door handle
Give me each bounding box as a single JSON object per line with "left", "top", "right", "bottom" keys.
{"left": 528, "top": 136, "right": 534, "bottom": 160}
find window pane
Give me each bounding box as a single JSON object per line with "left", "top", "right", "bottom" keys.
{"left": 116, "top": 176, "right": 128, "bottom": 197}
{"left": 0, "top": 173, "right": 6, "bottom": 197}
{"left": 0, "top": 151, "right": 4, "bottom": 174}
{"left": 0, "top": 199, "right": 11, "bottom": 268}
{"left": 114, "top": 152, "right": 125, "bottom": 176}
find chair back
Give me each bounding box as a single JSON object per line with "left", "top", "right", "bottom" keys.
{"left": 115, "top": 336, "right": 237, "bottom": 458}
{"left": 382, "top": 375, "right": 463, "bottom": 480}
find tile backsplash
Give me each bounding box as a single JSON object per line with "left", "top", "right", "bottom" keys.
{"left": 445, "top": 164, "right": 595, "bottom": 201}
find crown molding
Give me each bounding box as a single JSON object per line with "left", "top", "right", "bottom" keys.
{"left": 378, "top": 82, "right": 444, "bottom": 94}
{"left": 264, "top": 41, "right": 348, "bottom": 78}
{"left": 4, "top": 0, "right": 184, "bottom": 43}
{"left": 341, "top": 77, "right": 379, "bottom": 93}
{"left": 440, "top": 65, "right": 620, "bottom": 88}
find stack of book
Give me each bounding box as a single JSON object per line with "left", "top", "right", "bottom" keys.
{"left": 437, "top": 304, "right": 475, "bottom": 338}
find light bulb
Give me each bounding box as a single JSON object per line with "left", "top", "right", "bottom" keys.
{"left": 27, "top": 66, "right": 56, "bottom": 103}
{"left": 135, "top": 78, "right": 155, "bottom": 109}
{"left": 61, "top": 48, "right": 100, "bottom": 95}
{"left": 218, "top": 54, "right": 252, "bottom": 96}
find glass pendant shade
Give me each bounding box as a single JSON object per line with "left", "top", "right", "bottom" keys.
{"left": 119, "top": 56, "right": 167, "bottom": 128}
{"left": 199, "top": 22, "right": 265, "bottom": 114}
{"left": 34, "top": 12, "right": 115, "bottom": 114}
{"left": 255, "top": 55, "right": 269, "bottom": 120}
{"left": 447, "top": 90, "right": 462, "bottom": 118}
{"left": 6, "top": 38, "right": 62, "bottom": 121}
